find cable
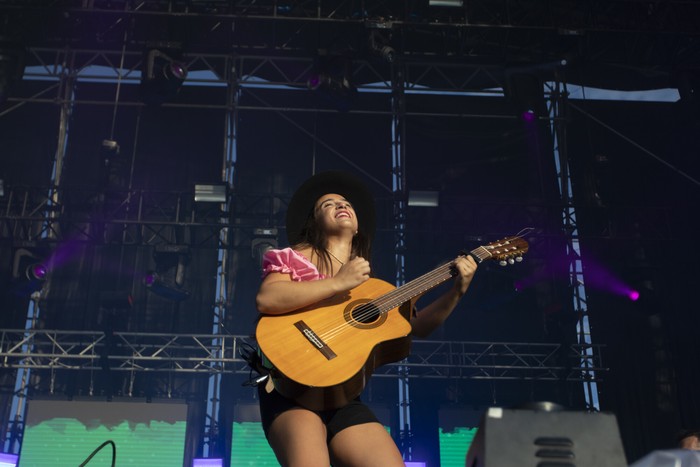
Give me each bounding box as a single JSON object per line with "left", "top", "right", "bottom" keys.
{"left": 78, "top": 440, "right": 116, "bottom": 467}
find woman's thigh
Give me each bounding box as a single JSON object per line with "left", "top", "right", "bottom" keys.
{"left": 329, "top": 421, "right": 405, "bottom": 467}
{"left": 267, "top": 408, "right": 331, "bottom": 467}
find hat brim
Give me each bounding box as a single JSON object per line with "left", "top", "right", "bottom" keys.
{"left": 285, "top": 171, "right": 376, "bottom": 246}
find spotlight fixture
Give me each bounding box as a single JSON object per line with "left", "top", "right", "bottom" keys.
{"left": 194, "top": 184, "right": 228, "bottom": 203}
{"left": 144, "top": 271, "right": 190, "bottom": 302}
{"left": 11, "top": 248, "right": 48, "bottom": 296}
{"left": 429, "top": 0, "right": 463, "bottom": 6}
{"left": 408, "top": 190, "right": 439, "bottom": 207}
{"left": 306, "top": 52, "right": 357, "bottom": 112}
{"left": 192, "top": 459, "right": 223, "bottom": 467}
{"left": 144, "top": 245, "right": 191, "bottom": 301}
{"left": 252, "top": 228, "right": 278, "bottom": 267}
{"left": 368, "top": 30, "right": 396, "bottom": 64}
{"left": 140, "top": 47, "right": 188, "bottom": 105}
{"left": 504, "top": 70, "right": 546, "bottom": 121}
{"left": 0, "top": 451, "right": 18, "bottom": 467}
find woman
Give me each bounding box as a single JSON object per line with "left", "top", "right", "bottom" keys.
{"left": 255, "top": 171, "right": 478, "bottom": 467}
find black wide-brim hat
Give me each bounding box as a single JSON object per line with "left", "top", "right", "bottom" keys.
{"left": 285, "top": 171, "right": 376, "bottom": 246}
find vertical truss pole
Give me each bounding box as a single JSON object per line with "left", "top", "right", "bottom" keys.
{"left": 203, "top": 56, "right": 240, "bottom": 459}
{"left": 3, "top": 52, "right": 76, "bottom": 454}
{"left": 391, "top": 60, "right": 412, "bottom": 460}
{"left": 548, "top": 79, "right": 600, "bottom": 411}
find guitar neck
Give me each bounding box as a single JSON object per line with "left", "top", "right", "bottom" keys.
{"left": 372, "top": 246, "right": 493, "bottom": 313}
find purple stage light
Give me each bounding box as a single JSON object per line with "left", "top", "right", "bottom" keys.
{"left": 144, "top": 272, "right": 157, "bottom": 286}
{"left": 628, "top": 290, "right": 640, "bottom": 301}
{"left": 307, "top": 74, "right": 322, "bottom": 90}
{"left": 520, "top": 109, "right": 536, "bottom": 122}
{"left": 192, "top": 459, "right": 223, "bottom": 467}
{"left": 30, "top": 263, "right": 48, "bottom": 280}
{"left": 169, "top": 62, "right": 187, "bottom": 80}
{"left": 0, "top": 452, "right": 18, "bottom": 467}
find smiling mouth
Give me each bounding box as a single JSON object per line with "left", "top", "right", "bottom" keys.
{"left": 336, "top": 212, "right": 351, "bottom": 219}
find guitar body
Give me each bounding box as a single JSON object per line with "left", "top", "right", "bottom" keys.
{"left": 256, "top": 277, "right": 413, "bottom": 411}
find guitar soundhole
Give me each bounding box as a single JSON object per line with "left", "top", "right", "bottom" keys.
{"left": 344, "top": 299, "right": 388, "bottom": 329}
{"left": 353, "top": 303, "right": 380, "bottom": 323}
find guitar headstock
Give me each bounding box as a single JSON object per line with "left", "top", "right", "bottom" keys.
{"left": 476, "top": 236, "right": 529, "bottom": 266}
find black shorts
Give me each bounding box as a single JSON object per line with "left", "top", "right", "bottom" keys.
{"left": 257, "top": 385, "right": 379, "bottom": 443}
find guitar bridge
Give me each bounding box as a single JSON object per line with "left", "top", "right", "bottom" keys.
{"left": 294, "top": 321, "right": 337, "bottom": 360}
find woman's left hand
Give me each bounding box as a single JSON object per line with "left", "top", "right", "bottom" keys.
{"left": 453, "top": 255, "right": 478, "bottom": 297}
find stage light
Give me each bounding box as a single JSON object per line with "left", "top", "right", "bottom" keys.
{"left": 252, "top": 228, "right": 278, "bottom": 267}
{"left": 367, "top": 30, "right": 396, "bottom": 64}
{"left": 143, "top": 271, "right": 190, "bottom": 301}
{"left": 26, "top": 263, "right": 48, "bottom": 281}
{"left": 194, "top": 184, "right": 227, "bottom": 203}
{"left": 504, "top": 70, "right": 546, "bottom": 120}
{"left": 408, "top": 190, "right": 439, "bottom": 207}
{"left": 11, "top": 248, "right": 48, "bottom": 296}
{"left": 306, "top": 52, "right": 357, "bottom": 112}
{"left": 140, "top": 47, "right": 188, "bottom": 105}
{"left": 0, "top": 452, "right": 18, "bottom": 467}
{"left": 144, "top": 245, "right": 191, "bottom": 301}
{"left": 628, "top": 290, "right": 640, "bottom": 301}
{"left": 520, "top": 109, "right": 537, "bottom": 122}
{"left": 430, "top": 0, "right": 463, "bottom": 6}
{"left": 192, "top": 459, "right": 223, "bottom": 467}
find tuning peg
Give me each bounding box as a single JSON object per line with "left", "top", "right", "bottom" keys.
{"left": 508, "top": 258, "right": 515, "bottom": 265}
{"left": 499, "top": 260, "right": 507, "bottom": 266}
{"left": 515, "top": 256, "right": 523, "bottom": 262}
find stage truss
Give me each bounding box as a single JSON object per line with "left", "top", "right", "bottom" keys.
{"left": 0, "top": 329, "right": 605, "bottom": 383}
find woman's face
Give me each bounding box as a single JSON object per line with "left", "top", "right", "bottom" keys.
{"left": 314, "top": 193, "right": 359, "bottom": 235}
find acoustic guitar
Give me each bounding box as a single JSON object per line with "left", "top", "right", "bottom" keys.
{"left": 255, "top": 236, "right": 529, "bottom": 411}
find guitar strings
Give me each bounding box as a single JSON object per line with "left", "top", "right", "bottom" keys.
{"left": 318, "top": 254, "right": 479, "bottom": 342}
{"left": 317, "top": 249, "right": 495, "bottom": 342}
{"left": 316, "top": 244, "right": 507, "bottom": 343}
{"left": 321, "top": 239, "right": 524, "bottom": 339}
{"left": 314, "top": 261, "right": 455, "bottom": 342}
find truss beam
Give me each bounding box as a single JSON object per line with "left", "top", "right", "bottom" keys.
{"left": 0, "top": 329, "right": 605, "bottom": 382}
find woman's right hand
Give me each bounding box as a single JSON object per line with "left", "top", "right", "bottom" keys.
{"left": 332, "top": 257, "right": 371, "bottom": 292}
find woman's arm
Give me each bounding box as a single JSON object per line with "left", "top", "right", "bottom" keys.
{"left": 256, "top": 256, "right": 371, "bottom": 315}
{"left": 410, "top": 255, "right": 478, "bottom": 338}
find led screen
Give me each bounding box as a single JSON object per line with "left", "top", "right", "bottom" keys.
{"left": 20, "top": 399, "right": 187, "bottom": 467}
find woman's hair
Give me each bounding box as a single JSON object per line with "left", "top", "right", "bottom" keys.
{"left": 293, "top": 205, "right": 372, "bottom": 276}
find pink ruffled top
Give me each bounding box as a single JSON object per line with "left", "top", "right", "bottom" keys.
{"left": 261, "top": 247, "right": 326, "bottom": 282}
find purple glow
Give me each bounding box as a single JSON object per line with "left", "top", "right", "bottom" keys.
{"left": 45, "top": 237, "right": 82, "bottom": 269}
{"left": 520, "top": 109, "right": 536, "bottom": 122}
{"left": 628, "top": 290, "right": 640, "bottom": 301}
{"left": 307, "top": 75, "right": 321, "bottom": 90}
{"left": 30, "top": 263, "right": 48, "bottom": 280}
{"left": 0, "top": 452, "right": 18, "bottom": 467}
{"left": 192, "top": 459, "right": 223, "bottom": 467}
{"left": 169, "top": 62, "right": 187, "bottom": 80}
{"left": 404, "top": 463, "right": 426, "bottom": 467}
{"left": 144, "top": 273, "right": 157, "bottom": 286}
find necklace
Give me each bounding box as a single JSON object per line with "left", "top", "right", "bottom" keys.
{"left": 327, "top": 251, "right": 345, "bottom": 265}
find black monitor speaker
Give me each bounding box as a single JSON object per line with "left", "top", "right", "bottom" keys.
{"left": 465, "top": 405, "right": 627, "bottom": 467}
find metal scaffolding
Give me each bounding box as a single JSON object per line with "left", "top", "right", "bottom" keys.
{"left": 0, "top": 329, "right": 605, "bottom": 381}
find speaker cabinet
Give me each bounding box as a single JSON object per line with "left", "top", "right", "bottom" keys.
{"left": 465, "top": 407, "right": 627, "bottom": 467}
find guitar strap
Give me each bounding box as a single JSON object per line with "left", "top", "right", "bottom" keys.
{"left": 240, "top": 342, "right": 274, "bottom": 391}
